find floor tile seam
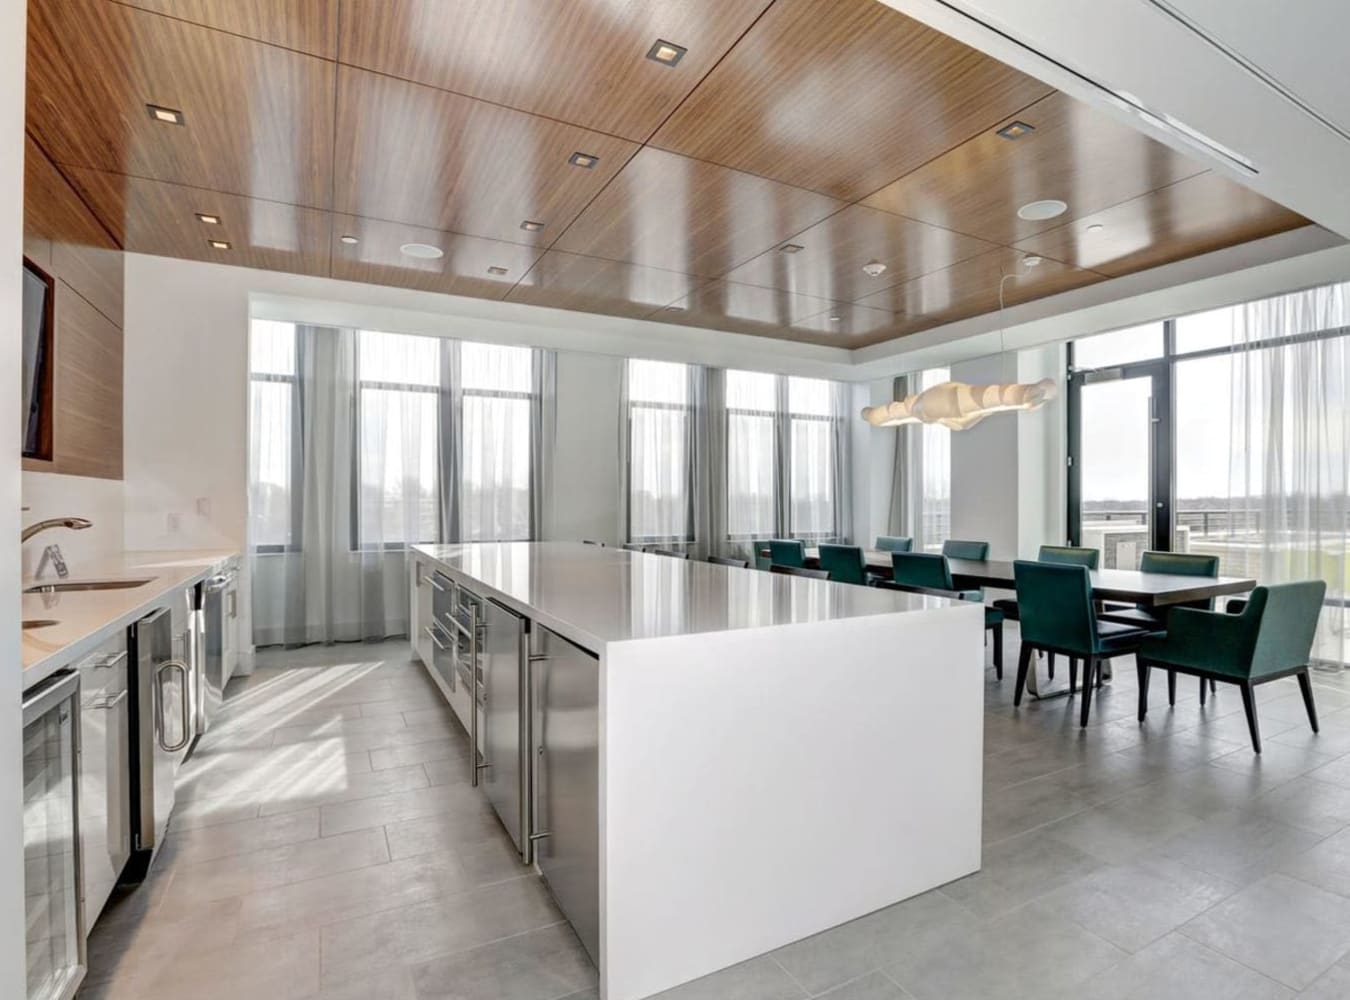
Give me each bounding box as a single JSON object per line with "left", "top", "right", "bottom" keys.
{"left": 1175, "top": 920, "right": 1327, "bottom": 992}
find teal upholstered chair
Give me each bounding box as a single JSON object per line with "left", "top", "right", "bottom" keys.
{"left": 767, "top": 539, "right": 806, "bottom": 570}
{"left": 818, "top": 544, "right": 868, "bottom": 586}
{"left": 769, "top": 564, "right": 829, "bottom": 580}
{"left": 993, "top": 545, "right": 1100, "bottom": 681}
{"left": 708, "top": 555, "right": 750, "bottom": 569}
{"left": 884, "top": 552, "right": 1005, "bottom": 677}
{"left": 1137, "top": 580, "right": 1326, "bottom": 752}
{"left": 942, "top": 539, "right": 990, "bottom": 561}
{"left": 1101, "top": 551, "right": 1222, "bottom": 704}
{"left": 875, "top": 536, "right": 914, "bottom": 553}
{"left": 1012, "top": 560, "right": 1159, "bottom": 725}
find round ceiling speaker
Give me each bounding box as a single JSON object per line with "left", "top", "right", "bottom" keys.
{"left": 1017, "top": 199, "right": 1068, "bottom": 221}
{"left": 399, "top": 242, "right": 444, "bottom": 259}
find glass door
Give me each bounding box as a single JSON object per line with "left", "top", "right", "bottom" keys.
{"left": 1068, "top": 361, "right": 1172, "bottom": 567}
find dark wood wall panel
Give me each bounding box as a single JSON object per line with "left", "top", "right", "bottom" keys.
{"left": 23, "top": 136, "right": 125, "bottom": 480}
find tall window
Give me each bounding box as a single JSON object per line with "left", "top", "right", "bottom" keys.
{"left": 917, "top": 367, "right": 951, "bottom": 551}
{"left": 355, "top": 330, "right": 440, "bottom": 548}
{"left": 726, "top": 370, "right": 778, "bottom": 540}
{"left": 248, "top": 321, "right": 299, "bottom": 551}
{"left": 726, "top": 370, "right": 844, "bottom": 543}
{"left": 461, "top": 342, "right": 534, "bottom": 542}
{"left": 627, "top": 359, "right": 693, "bottom": 544}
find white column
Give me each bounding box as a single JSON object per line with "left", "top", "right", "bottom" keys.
{"left": 1, "top": 0, "right": 31, "bottom": 994}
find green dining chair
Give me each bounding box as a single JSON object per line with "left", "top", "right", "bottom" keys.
{"left": 992, "top": 545, "right": 1100, "bottom": 682}
{"left": 885, "top": 552, "right": 1005, "bottom": 677}
{"left": 1100, "top": 551, "right": 1222, "bottom": 704}
{"left": 875, "top": 535, "right": 914, "bottom": 553}
{"left": 1012, "top": 560, "right": 1160, "bottom": 726}
{"left": 767, "top": 539, "right": 806, "bottom": 569}
{"left": 942, "top": 539, "right": 990, "bottom": 560}
{"left": 708, "top": 555, "right": 750, "bottom": 569}
{"left": 1136, "top": 580, "right": 1326, "bottom": 752}
{"left": 818, "top": 544, "right": 868, "bottom": 586}
{"left": 769, "top": 564, "right": 829, "bottom": 580}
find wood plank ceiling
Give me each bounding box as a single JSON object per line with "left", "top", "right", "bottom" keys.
{"left": 24, "top": 0, "right": 1309, "bottom": 349}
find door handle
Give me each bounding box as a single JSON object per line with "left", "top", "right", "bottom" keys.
{"left": 156, "top": 660, "right": 191, "bottom": 752}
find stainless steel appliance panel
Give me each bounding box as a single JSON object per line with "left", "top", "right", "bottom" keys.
{"left": 22, "top": 670, "right": 86, "bottom": 1000}
{"left": 429, "top": 573, "right": 457, "bottom": 694}
{"left": 77, "top": 638, "right": 130, "bottom": 929}
{"left": 200, "top": 570, "right": 234, "bottom": 735}
{"left": 482, "top": 598, "right": 529, "bottom": 859}
{"left": 532, "top": 627, "right": 600, "bottom": 964}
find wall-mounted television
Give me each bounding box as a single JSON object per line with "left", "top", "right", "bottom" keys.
{"left": 22, "top": 258, "right": 55, "bottom": 460}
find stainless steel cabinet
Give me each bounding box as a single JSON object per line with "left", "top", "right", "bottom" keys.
{"left": 76, "top": 635, "right": 131, "bottom": 930}
{"left": 532, "top": 626, "right": 600, "bottom": 964}
{"left": 482, "top": 599, "right": 528, "bottom": 859}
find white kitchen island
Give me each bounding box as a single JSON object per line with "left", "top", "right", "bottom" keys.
{"left": 410, "top": 541, "right": 984, "bottom": 1000}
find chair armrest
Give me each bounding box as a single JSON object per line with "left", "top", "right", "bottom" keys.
{"left": 1140, "top": 606, "right": 1255, "bottom": 677}
{"left": 876, "top": 581, "right": 969, "bottom": 601}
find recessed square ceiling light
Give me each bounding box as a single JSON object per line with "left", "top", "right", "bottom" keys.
{"left": 646, "top": 39, "right": 687, "bottom": 67}
{"left": 568, "top": 152, "right": 600, "bottom": 169}
{"left": 195, "top": 213, "right": 221, "bottom": 225}
{"left": 207, "top": 239, "right": 231, "bottom": 250}
{"left": 520, "top": 220, "right": 545, "bottom": 232}
{"left": 779, "top": 243, "right": 804, "bottom": 254}
{"left": 996, "top": 120, "right": 1034, "bottom": 140}
{"left": 487, "top": 266, "right": 509, "bottom": 276}
{"left": 147, "top": 104, "right": 185, "bottom": 125}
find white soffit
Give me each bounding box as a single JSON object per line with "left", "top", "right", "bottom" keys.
{"left": 876, "top": 0, "right": 1350, "bottom": 240}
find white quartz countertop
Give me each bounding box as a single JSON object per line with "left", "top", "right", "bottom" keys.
{"left": 413, "top": 542, "right": 970, "bottom": 653}
{"left": 22, "top": 548, "right": 239, "bottom": 688}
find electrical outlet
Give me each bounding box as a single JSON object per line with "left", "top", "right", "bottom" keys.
{"left": 167, "top": 512, "right": 181, "bottom": 533}
{"left": 196, "top": 497, "right": 212, "bottom": 518}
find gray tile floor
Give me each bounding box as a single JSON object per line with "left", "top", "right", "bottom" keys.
{"left": 80, "top": 633, "right": 1350, "bottom": 999}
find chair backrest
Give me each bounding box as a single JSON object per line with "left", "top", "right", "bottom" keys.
{"left": 651, "top": 548, "right": 689, "bottom": 559}
{"left": 708, "top": 555, "right": 750, "bottom": 569}
{"left": 770, "top": 564, "right": 829, "bottom": 580}
{"left": 942, "top": 539, "right": 990, "bottom": 561}
{"left": 1038, "top": 545, "right": 1100, "bottom": 569}
{"left": 892, "top": 551, "right": 953, "bottom": 590}
{"left": 1247, "top": 580, "right": 1328, "bottom": 677}
{"left": 621, "top": 543, "right": 650, "bottom": 552}
{"left": 875, "top": 535, "right": 914, "bottom": 553}
{"left": 1139, "top": 550, "right": 1220, "bottom": 609}
{"left": 1014, "top": 560, "right": 1096, "bottom": 654}
{"left": 767, "top": 539, "right": 806, "bottom": 568}
{"left": 818, "top": 544, "right": 867, "bottom": 585}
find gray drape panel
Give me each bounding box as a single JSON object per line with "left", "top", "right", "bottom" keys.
{"left": 887, "top": 374, "right": 912, "bottom": 538}
{"left": 532, "top": 349, "right": 556, "bottom": 541}
{"left": 616, "top": 360, "right": 632, "bottom": 545}
{"left": 830, "top": 380, "right": 854, "bottom": 546}
{"left": 692, "top": 367, "right": 728, "bottom": 559}
{"left": 436, "top": 338, "right": 462, "bottom": 544}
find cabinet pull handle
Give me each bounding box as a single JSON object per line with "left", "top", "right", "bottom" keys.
{"left": 425, "top": 575, "right": 447, "bottom": 593}
{"left": 528, "top": 832, "right": 552, "bottom": 842}
{"left": 94, "top": 651, "right": 128, "bottom": 670}
{"left": 424, "top": 625, "right": 448, "bottom": 651}
{"left": 90, "top": 690, "right": 129, "bottom": 710}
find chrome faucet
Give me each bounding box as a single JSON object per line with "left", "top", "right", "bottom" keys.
{"left": 22, "top": 517, "right": 93, "bottom": 543}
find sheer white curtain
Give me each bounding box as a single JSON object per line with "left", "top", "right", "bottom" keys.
{"left": 1219, "top": 284, "right": 1350, "bottom": 667}
{"left": 624, "top": 359, "right": 694, "bottom": 546}
{"left": 460, "top": 342, "right": 535, "bottom": 541}
{"left": 726, "top": 370, "right": 777, "bottom": 551}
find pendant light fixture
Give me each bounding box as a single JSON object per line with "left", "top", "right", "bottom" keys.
{"left": 861, "top": 258, "right": 1058, "bottom": 431}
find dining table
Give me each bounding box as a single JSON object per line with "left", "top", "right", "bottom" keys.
{"left": 766, "top": 545, "right": 1258, "bottom": 699}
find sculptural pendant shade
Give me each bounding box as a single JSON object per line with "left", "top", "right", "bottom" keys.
{"left": 861, "top": 376, "right": 1057, "bottom": 430}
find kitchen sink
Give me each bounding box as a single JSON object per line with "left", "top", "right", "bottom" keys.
{"left": 22, "top": 619, "right": 59, "bottom": 630}
{"left": 24, "top": 578, "right": 155, "bottom": 594}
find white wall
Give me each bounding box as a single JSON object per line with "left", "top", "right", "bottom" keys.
{"left": 850, "top": 379, "right": 898, "bottom": 548}
{"left": 20, "top": 472, "right": 126, "bottom": 577}
{"left": 3, "top": 0, "right": 29, "bottom": 993}
{"left": 549, "top": 352, "right": 622, "bottom": 545}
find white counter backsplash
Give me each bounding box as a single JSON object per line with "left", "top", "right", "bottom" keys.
{"left": 20, "top": 471, "right": 127, "bottom": 577}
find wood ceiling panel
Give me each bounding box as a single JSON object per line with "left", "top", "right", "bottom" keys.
{"left": 1013, "top": 172, "right": 1309, "bottom": 278}
{"left": 334, "top": 67, "right": 639, "bottom": 247}
{"left": 506, "top": 252, "right": 701, "bottom": 320}
{"left": 862, "top": 92, "right": 1208, "bottom": 246}
{"left": 651, "top": 0, "right": 1052, "bottom": 200}
{"left": 331, "top": 215, "right": 544, "bottom": 299}
{"left": 723, "top": 203, "right": 994, "bottom": 303}
{"left": 856, "top": 248, "right": 1104, "bottom": 337}
{"left": 338, "top": 0, "right": 774, "bottom": 141}
{"left": 112, "top": 0, "right": 338, "bottom": 57}
{"left": 26, "top": 0, "right": 334, "bottom": 208}
{"left": 655, "top": 279, "right": 858, "bottom": 344}
{"left": 67, "top": 168, "right": 331, "bottom": 276}
{"left": 553, "top": 148, "right": 843, "bottom": 279}
{"left": 24, "top": 135, "right": 118, "bottom": 252}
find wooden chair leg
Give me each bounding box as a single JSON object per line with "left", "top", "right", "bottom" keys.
{"left": 1013, "top": 644, "right": 1033, "bottom": 706}
{"left": 1239, "top": 681, "right": 1262, "bottom": 753}
{"left": 1136, "top": 661, "right": 1151, "bottom": 722}
{"left": 1167, "top": 670, "right": 1176, "bottom": 706}
{"left": 1079, "top": 658, "right": 1098, "bottom": 727}
{"left": 1047, "top": 651, "right": 1056, "bottom": 680}
{"left": 1297, "top": 669, "right": 1320, "bottom": 733}
{"left": 991, "top": 623, "right": 1004, "bottom": 680}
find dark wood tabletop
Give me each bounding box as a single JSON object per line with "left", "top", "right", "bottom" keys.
{"left": 775, "top": 547, "right": 1256, "bottom": 608}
